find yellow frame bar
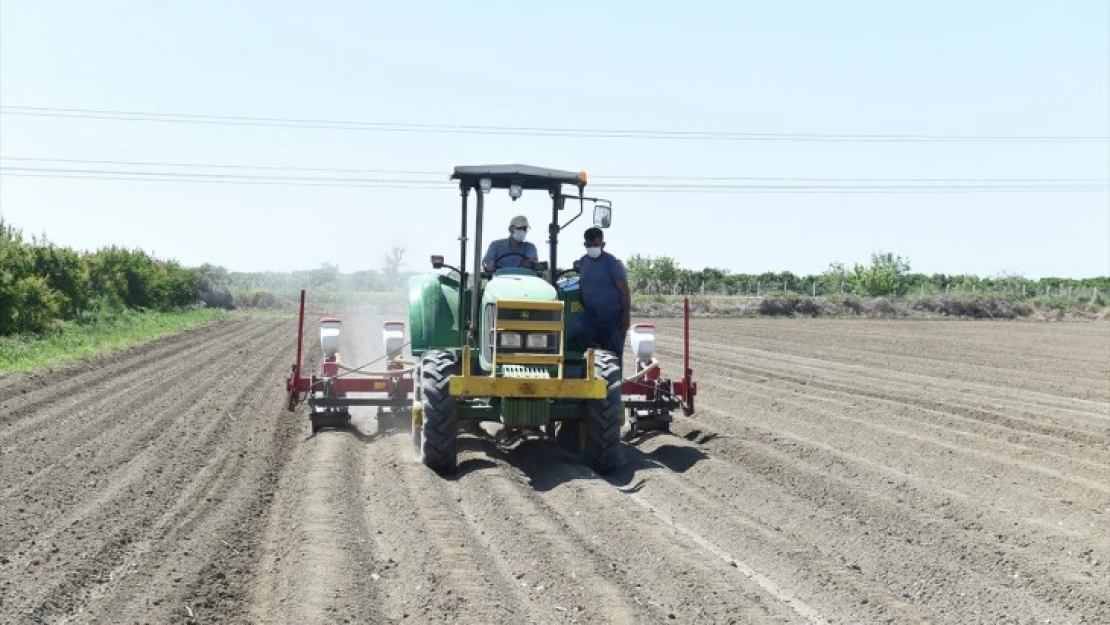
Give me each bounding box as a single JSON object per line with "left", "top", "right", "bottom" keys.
{"left": 495, "top": 353, "right": 563, "bottom": 365}
{"left": 495, "top": 321, "right": 563, "bottom": 332}
{"left": 449, "top": 376, "right": 607, "bottom": 399}
{"left": 496, "top": 300, "right": 564, "bottom": 311}
{"left": 453, "top": 320, "right": 604, "bottom": 398}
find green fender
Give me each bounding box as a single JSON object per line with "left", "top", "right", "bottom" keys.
{"left": 407, "top": 272, "right": 465, "bottom": 357}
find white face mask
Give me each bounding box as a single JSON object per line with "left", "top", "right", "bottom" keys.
{"left": 586, "top": 246, "right": 602, "bottom": 258}
{"left": 512, "top": 229, "right": 526, "bottom": 242}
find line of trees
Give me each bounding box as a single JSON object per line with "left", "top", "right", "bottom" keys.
{"left": 224, "top": 245, "right": 412, "bottom": 306}
{"left": 1, "top": 216, "right": 416, "bottom": 335}
{"left": 6, "top": 212, "right": 1105, "bottom": 338}
{"left": 625, "top": 253, "right": 1110, "bottom": 300}
{"left": 0, "top": 218, "right": 215, "bottom": 335}
{"left": 225, "top": 263, "right": 390, "bottom": 293}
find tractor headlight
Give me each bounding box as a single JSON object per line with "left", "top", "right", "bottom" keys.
{"left": 498, "top": 332, "right": 522, "bottom": 349}
{"left": 526, "top": 333, "right": 551, "bottom": 349}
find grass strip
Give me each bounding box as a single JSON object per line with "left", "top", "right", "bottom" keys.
{"left": 0, "top": 307, "right": 228, "bottom": 374}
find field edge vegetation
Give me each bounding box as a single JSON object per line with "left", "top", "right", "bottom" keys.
{"left": 3, "top": 217, "right": 1106, "bottom": 374}
{"left": 0, "top": 306, "right": 228, "bottom": 374}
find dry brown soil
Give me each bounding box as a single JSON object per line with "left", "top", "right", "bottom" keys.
{"left": 1, "top": 312, "right": 1107, "bottom": 624}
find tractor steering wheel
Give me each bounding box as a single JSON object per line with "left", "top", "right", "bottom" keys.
{"left": 492, "top": 251, "right": 534, "bottom": 267}
{"left": 483, "top": 251, "right": 540, "bottom": 279}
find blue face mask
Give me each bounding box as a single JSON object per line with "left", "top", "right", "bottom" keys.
{"left": 586, "top": 246, "right": 602, "bottom": 258}
{"left": 512, "top": 229, "right": 527, "bottom": 242}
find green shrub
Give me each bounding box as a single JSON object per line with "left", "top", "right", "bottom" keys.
{"left": 31, "top": 242, "right": 91, "bottom": 318}
{"left": 6, "top": 275, "right": 63, "bottom": 334}
{"left": 0, "top": 218, "right": 215, "bottom": 337}
{"left": 847, "top": 252, "right": 911, "bottom": 297}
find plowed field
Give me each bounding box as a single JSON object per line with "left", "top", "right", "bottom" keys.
{"left": 2, "top": 312, "right": 1107, "bottom": 624}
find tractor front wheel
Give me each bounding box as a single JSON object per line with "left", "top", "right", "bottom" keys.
{"left": 417, "top": 350, "right": 458, "bottom": 474}
{"left": 582, "top": 349, "right": 624, "bottom": 475}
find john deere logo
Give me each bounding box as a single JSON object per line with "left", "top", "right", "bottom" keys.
{"left": 520, "top": 310, "right": 530, "bottom": 319}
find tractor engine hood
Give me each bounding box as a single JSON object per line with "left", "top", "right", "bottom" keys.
{"left": 478, "top": 273, "right": 560, "bottom": 372}
{"left": 481, "top": 272, "right": 558, "bottom": 305}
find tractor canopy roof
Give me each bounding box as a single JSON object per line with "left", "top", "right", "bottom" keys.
{"left": 451, "top": 164, "right": 587, "bottom": 190}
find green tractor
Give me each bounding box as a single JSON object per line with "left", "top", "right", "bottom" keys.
{"left": 407, "top": 164, "right": 622, "bottom": 475}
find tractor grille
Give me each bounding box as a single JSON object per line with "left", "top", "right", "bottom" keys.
{"left": 500, "top": 365, "right": 551, "bottom": 427}
{"left": 501, "top": 397, "right": 550, "bottom": 427}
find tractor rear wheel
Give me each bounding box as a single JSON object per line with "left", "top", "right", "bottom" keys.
{"left": 583, "top": 349, "right": 623, "bottom": 475}
{"left": 417, "top": 350, "right": 458, "bottom": 475}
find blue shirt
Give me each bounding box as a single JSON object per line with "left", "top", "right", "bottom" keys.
{"left": 483, "top": 238, "right": 538, "bottom": 270}
{"left": 578, "top": 252, "right": 627, "bottom": 317}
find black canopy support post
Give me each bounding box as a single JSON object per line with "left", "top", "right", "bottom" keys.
{"left": 548, "top": 187, "right": 560, "bottom": 286}
{"left": 458, "top": 181, "right": 469, "bottom": 348}
{"left": 578, "top": 184, "right": 585, "bottom": 229}
{"left": 470, "top": 185, "right": 485, "bottom": 347}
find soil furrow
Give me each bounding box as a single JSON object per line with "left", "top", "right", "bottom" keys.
{"left": 665, "top": 337, "right": 1110, "bottom": 422}
{"left": 668, "top": 337, "right": 1110, "bottom": 436}
{"left": 655, "top": 320, "right": 1110, "bottom": 401}
{"left": 612, "top": 435, "right": 934, "bottom": 623}
{"left": 0, "top": 320, "right": 278, "bottom": 500}
{"left": 677, "top": 325, "right": 1110, "bottom": 385}
{"left": 77, "top": 325, "right": 298, "bottom": 624}
{"left": 0, "top": 321, "right": 280, "bottom": 536}
{"left": 0, "top": 320, "right": 294, "bottom": 623}
{"left": 690, "top": 369, "right": 1110, "bottom": 489}
{"left": 689, "top": 394, "right": 1109, "bottom": 539}
{"left": 391, "top": 449, "right": 530, "bottom": 623}
{"left": 0, "top": 319, "right": 263, "bottom": 455}
{"left": 250, "top": 416, "right": 388, "bottom": 624}
{"left": 0, "top": 319, "right": 246, "bottom": 419}
{"left": 4, "top": 310, "right": 1107, "bottom": 625}
{"left": 669, "top": 334, "right": 1108, "bottom": 436}
{"left": 505, "top": 442, "right": 810, "bottom": 624}
{"left": 625, "top": 422, "right": 1106, "bottom": 623}
{"left": 449, "top": 434, "right": 654, "bottom": 623}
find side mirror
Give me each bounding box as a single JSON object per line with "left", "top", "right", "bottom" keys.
{"left": 593, "top": 202, "right": 612, "bottom": 228}
{"left": 431, "top": 255, "right": 444, "bottom": 269}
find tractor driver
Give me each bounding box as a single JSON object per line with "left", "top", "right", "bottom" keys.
{"left": 572, "top": 227, "right": 631, "bottom": 374}
{"left": 482, "top": 215, "right": 539, "bottom": 272}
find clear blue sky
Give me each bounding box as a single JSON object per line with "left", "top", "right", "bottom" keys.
{"left": 1, "top": 0, "right": 1107, "bottom": 279}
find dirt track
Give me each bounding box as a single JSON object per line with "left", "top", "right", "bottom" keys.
{"left": 1, "top": 312, "right": 1107, "bottom": 624}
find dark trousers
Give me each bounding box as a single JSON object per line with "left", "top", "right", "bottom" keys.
{"left": 572, "top": 308, "right": 626, "bottom": 379}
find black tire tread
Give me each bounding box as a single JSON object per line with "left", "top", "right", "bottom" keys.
{"left": 584, "top": 350, "right": 623, "bottom": 474}
{"left": 418, "top": 350, "right": 458, "bottom": 474}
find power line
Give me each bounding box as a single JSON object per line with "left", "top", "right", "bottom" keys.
{"left": 3, "top": 168, "right": 1106, "bottom": 194}
{"left": 0, "top": 166, "right": 453, "bottom": 185}
{"left": 0, "top": 172, "right": 449, "bottom": 190}
{"left": 2, "top": 157, "right": 1106, "bottom": 184}
{"left": 0, "top": 157, "right": 443, "bottom": 176}
{"left": 594, "top": 181, "right": 1109, "bottom": 190}
{"left": 3, "top": 105, "right": 1107, "bottom": 143}
{"left": 6, "top": 166, "right": 1106, "bottom": 189}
